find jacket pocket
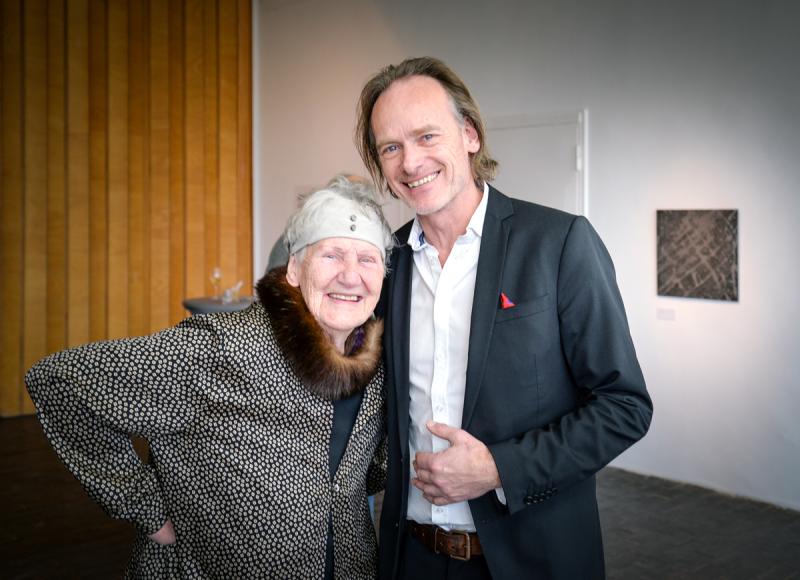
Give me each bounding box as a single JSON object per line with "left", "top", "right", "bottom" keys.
{"left": 494, "top": 293, "right": 552, "bottom": 323}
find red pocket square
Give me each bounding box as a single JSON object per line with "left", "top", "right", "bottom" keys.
{"left": 500, "top": 292, "right": 516, "bottom": 309}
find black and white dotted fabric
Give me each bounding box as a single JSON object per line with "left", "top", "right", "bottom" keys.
{"left": 26, "top": 301, "right": 386, "bottom": 579}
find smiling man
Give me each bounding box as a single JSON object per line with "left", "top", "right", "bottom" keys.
{"left": 356, "top": 57, "right": 653, "bottom": 580}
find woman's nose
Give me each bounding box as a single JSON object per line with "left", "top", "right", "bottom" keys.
{"left": 337, "top": 260, "right": 361, "bottom": 286}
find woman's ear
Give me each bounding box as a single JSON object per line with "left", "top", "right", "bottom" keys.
{"left": 286, "top": 255, "right": 301, "bottom": 287}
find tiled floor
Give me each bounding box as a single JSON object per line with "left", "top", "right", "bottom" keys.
{"left": 2, "top": 415, "right": 799, "bottom": 579}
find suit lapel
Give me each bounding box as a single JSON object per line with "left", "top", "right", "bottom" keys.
{"left": 388, "top": 230, "right": 413, "bottom": 456}
{"left": 462, "top": 188, "right": 514, "bottom": 429}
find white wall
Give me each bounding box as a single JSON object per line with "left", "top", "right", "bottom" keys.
{"left": 254, "top": 0, "right": 800, "bottom": 510}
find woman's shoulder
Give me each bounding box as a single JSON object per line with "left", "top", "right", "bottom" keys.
{"left": 171, "top": 302, "right": 275, "bottom": 359}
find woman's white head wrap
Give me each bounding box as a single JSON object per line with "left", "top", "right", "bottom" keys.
{"left": 285, "top": 175, "right": 394, "bottom": 261}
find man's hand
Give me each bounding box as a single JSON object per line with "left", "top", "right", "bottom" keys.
{"left": 412, "top": 421, "right": 501, "bottom": 505}
{"left": 149, "top": 518, "right": 176, "bottom": 545}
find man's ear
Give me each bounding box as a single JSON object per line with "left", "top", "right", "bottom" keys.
{"left": 463, "top": 118, "right": 480, "bottom": 154}
{"left": 286, "top": 255, "right": 301, "bottom": 287}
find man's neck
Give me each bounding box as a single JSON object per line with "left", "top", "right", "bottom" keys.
{"left": 418, "top": 184, "right": 483, "bottom": 265}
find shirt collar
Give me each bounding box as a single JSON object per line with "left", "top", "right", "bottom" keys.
{"left": 407, "top": 182, "right": 490, "bottom": 251}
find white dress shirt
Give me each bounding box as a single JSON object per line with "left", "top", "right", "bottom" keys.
{"left": 406, "top": 183, "right": 504, "bottom": 532}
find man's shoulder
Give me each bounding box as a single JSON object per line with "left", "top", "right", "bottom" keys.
{"left": 488, "top": 185, "right": 579, "bottom": 230}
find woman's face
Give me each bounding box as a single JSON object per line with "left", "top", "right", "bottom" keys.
{"left": 286, "top": 237, "right": 384, "bottom": 351}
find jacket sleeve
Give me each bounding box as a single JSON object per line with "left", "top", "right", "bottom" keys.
{"left": 488, "top": 216, "right": 653, "bottom": 514}
{"left": 25, "top": 316, "right": 224, "bottom": 534}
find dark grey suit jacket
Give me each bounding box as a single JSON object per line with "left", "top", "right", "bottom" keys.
{"left": 377, "top": 187, "right": 652, "bottom": 579}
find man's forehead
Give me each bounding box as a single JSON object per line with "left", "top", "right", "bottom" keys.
{"left": 371, "top": 76, "right": 458, "bottom": 132}
{"left": 379, "top": 75, "right": 449, "bottom": 106}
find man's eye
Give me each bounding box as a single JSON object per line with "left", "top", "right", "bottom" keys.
{"left": 359, "top": 256, "right": 377, "bottom": 264}
{"left": 422, "top": 134, "right": 434, "bottom": 141}
{"left": 381, "top": 144, "right": 398, "bottom": 156}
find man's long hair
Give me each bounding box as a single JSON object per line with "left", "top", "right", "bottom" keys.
{"left": 355, "top": 56, "right": 498, "bottom": 197}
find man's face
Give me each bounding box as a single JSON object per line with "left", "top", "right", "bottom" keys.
{"left": 286, "top": 237, "right": 384, "bottom": 349}
{"left": 370, "top": 75, "right": 480, "bottom": 217}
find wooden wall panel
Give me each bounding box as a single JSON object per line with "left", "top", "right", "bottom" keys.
{"left": 218, "top": 0, "right": 238, "bottom": 293}
{"left": 168, "top": 0, "right": 186, "bottom": 325}
{"left": 89, "top": 0, "right": 108, "bottom": 342}
{"left": 236, "top": 0, "right": 252, "bottom": 292}
{"left": 66, "top": 0, "right": 90, "bottom": 348}
{"left": 127, "top": 0, "right": 148, "bottom": 337}
{"left": 184, "top": 0, "right": 206, "bottom": 300}
{"left": 149, "top": 0, "right": 170, "bottom": 331}
{"left": 48, "top": 0, "right": 68, "bottom": 353}
{"left": 203, "top": 0, "right": 219, "bottom": 296}
{"left": 107, "top": 0, "right": 128, "bottom": 339}
{"left": 0, "top": 0, "right": 253, "bottom": 416}
{"left": 23, "top": 0, "right": 49, "bottom": 414}
{"left": 1, "top": 0, "right": 25, "bottom": 416}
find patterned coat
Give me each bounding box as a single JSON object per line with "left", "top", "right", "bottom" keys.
{"left": 25, "top": 268, "right": 387, "bottom": 579}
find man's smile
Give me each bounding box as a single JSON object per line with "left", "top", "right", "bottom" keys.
{"left": 406, "top": 171, "right": 440, "bottom": 189}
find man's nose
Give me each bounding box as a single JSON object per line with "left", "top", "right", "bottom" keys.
{"left": 401, "top": 144, "right": 423, "bottom": 175}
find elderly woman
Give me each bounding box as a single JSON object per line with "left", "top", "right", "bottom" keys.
{"left": 25, "top": 175, "right": 394, "bottom": 579}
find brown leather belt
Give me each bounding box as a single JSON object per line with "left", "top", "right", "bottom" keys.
{"left": 408, "top": 521, "right": 483, "bottom": 561}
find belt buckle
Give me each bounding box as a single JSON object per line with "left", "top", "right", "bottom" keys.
{"left": 449, "top": 530, "right": 471, "bottom": 561}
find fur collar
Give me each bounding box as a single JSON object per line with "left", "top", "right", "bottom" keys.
{"left": 256, "top": 267, "right": 383, "bottom": 401}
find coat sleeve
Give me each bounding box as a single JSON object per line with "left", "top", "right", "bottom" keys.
{"left": 366, "top": 430, "right": 388, "bottom": 496}
{"left": 488, "top": 216, "right": 653, "bottom": 514}
{"left": 366, "top": 368, "right": 388, "bottom": 496}
{"left": 25, "top": 316, "right": 224, "bottom": 534}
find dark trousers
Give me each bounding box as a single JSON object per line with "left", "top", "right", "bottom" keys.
{"left": 397, "top": 526, "right": 493, "bottom": 580}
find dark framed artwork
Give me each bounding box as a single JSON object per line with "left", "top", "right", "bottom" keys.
{"left": 657, "top": 209, "right": 739, "bottom": 301}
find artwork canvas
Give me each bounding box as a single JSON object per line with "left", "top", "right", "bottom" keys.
{"left": 657, "top": 209, "right": 738, "bottom": 301}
